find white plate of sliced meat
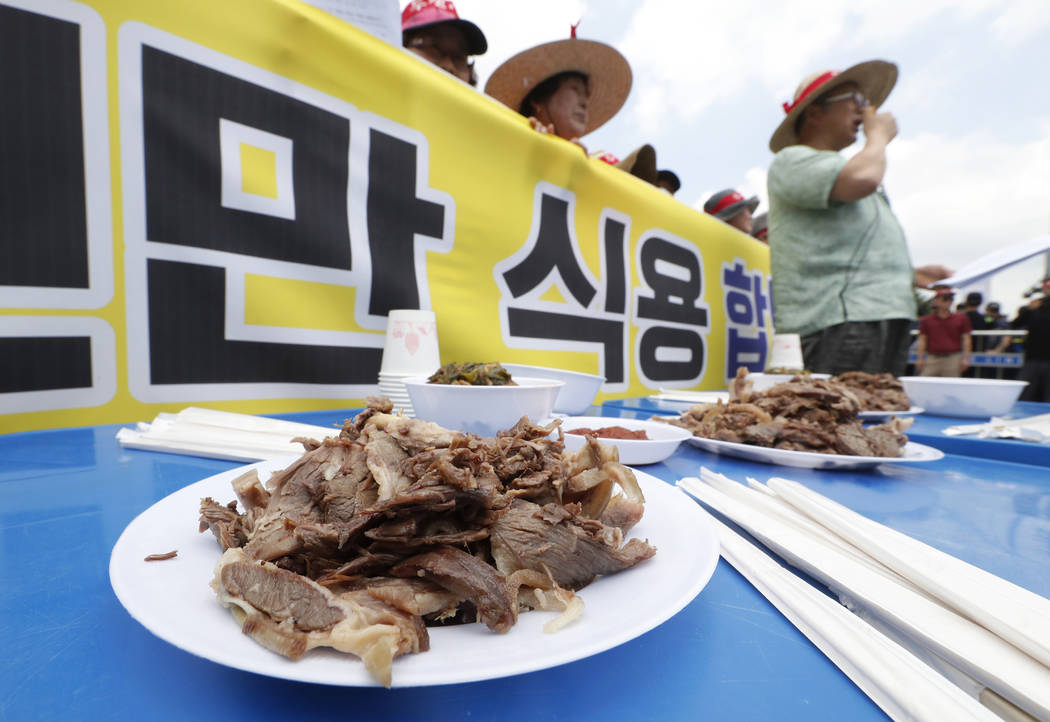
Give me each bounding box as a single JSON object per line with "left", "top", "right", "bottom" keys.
{"left": 857, "top": 406, "right": 925, "bottom": 422}
{"left": 110, "top": 457, "right": 720, "bottom": 687}
{"left": 684, "top": 437, "right": 944, "bottom": 470}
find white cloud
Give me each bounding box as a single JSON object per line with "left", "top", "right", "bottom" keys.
{"left": 887, "top": 125, "right": 1050, "bottom": 268}
{"left": 990, "top": 0, "right": 1050, "bottom": 44}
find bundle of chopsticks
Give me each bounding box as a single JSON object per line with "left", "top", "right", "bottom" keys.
{"left": 942, "top": 413, "right": 1050, "bottom": 444}
{"left": 115, "top": 407, "right": 341, "bottom": 461}
{"left": 678, "top": 468, "right": 1050, "bottom": 722}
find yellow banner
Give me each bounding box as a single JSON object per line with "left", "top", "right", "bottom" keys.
{"left": 0, "top": 0, "right": 770, "bottom": 433}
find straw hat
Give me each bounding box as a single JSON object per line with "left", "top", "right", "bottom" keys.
{"left": 704, "top": 189, "right": 759, "bottom": 221}
{"left": 592, "top": 145, "right": 659, "bottom": 185}
{"left": 401, "top": 0, "right": 487, "bottom": 55}
{"left": 769, "top": 60, "right": 898, "bottom": 153}
{"left": 484, "top": 28, "right": 632, "bottom": 136}
{"left": 616, "top": 145, "right": 658, "bottom": 184}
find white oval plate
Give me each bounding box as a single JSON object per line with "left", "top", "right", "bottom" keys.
{"left": 857, "top": 406, "right": 925, "bottom": 421}
{"left": 684, "top": 437, "right": 944, "bottom": 470}
{"left": 110, "top": 458, "right": 719, "bottom": 687}
{"left": 557, "top": 417, "right": 692, "bottom": 465}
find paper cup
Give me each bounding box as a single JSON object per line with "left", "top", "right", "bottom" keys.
{"left": 768, "top": 333, "right": 804, "bottom": 371}
{"left": 379, "top": 310, "right": 441, "bottom": 376}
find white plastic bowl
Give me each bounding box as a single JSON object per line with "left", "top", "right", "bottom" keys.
{"left": 557, "top": 416, "right": 692, "bottom": 465}
{"left": 898, "top": 376, "right": 1028, "bottom": 418}
{"left": 501, "top": 363, "right": 605, "bottom": 414}
{"left": 403, "top": 376, "right": 563, "bottom": 436}
{"left": 748, "top": 372, "right": 830, "bottom": 392}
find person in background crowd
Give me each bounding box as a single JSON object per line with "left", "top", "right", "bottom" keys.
{"left": 958, "top": 291, "right": 988, "bottom": 376}
{"left": 765, "top": 60, "right": 951, "bottom": 376}
{"left": 484, "top": 26, "right": 631, "bottom": 154}
{"left": 1011, "top": 276, "right": 1050, "bottom": 402}
{"left": 656, "top": 169, "right": 681, "bottom": 196}
{"left": 979, "top": 301, "right": 1016, "bottom": 378}
{"left": 751, "top": 212, "right": 769, "bottom": 243}
{"left": 915, "top": 288, "right": 972, "bottom": 376}
{"left": 401, "top": 0, "right": 487, "bottom": 86}
{"left": 704, "top": 189, "right": 759, "bottom": 234}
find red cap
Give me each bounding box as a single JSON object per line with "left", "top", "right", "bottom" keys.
{"left": 401, "top": 1, "right": 487, "bottom": 55}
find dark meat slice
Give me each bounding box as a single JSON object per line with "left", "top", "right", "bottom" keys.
{"left": 391, "top": 546, "right": 514, "bottom": 633}
{"left": 244, "top": 443, "right": 350, "bottom": 561}
{"left": 199, "top": 497, "right": 248, "bottom": 549}
{"left": 489, "top": 499, "right": 656, "bottom": 591}
{"left": 833, "top": 423, "right": 876, "bottom": 456}
{"left": 245, "top": 439, "right": 380, "bottom": 561}
{"left": 737, "top": 420, "right": 784, "bottom": 447}
{"left": 773, "top": 421, "right": 841, "bottom": 453}
{"left": 211, "top": 547, "right": 427, "bottom": 687}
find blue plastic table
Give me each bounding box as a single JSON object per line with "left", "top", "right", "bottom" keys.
{"left": 3, "top": 409, "right": 1049, "bottom": 721}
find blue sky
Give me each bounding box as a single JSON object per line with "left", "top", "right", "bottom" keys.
{"left": 424, "top": 1, "right": 1050, "bottom": 313}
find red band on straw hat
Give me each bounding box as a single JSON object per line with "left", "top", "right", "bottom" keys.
{"left": 782, "top": 70, "right": 839, "bottom": 114}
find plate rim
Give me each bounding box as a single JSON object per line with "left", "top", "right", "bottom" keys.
{"left": 684, "top": 437, "right": 944, "bottom": 469}
{"left": 857, "top": 405, "right": 925, "bottom": 419}
{"left": 109, "top": 458, "right": 719, "bottom": 687}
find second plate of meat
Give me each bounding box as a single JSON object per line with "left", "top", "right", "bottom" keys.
{"left": 684, "top": 437, "right": 944, "bottom": 470}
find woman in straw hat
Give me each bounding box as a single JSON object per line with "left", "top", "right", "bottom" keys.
{"left": 766, "top": 60, "right": 950, "bottom": 377}
{"left": 484, "top": 26, "right": 631, "bottom": 153}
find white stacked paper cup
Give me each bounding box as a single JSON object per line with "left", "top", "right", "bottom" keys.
{"left": 767, "top": 333, "right": 805, "bottom": 371}
{"left": 378, "top": 309, "right": 442, "bottom": 416}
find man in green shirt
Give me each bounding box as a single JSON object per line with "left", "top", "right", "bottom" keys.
{"left": 767, "top": 60, "right": 941, "bottom": 376}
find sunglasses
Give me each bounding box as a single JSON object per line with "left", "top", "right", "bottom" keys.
{"left": 821, "top": 90, "right": 870, "bottom": 109}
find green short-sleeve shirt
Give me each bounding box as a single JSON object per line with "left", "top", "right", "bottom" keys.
{"left": 767, "top": 145, "right": 916, "bottom": 337}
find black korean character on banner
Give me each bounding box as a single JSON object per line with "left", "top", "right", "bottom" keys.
{"left": 147, "top": 259, "right": 381, "bottom": 385}
{"left": 0, "top": 337, "right": 91, "bottom": 393}
{"left": 0, "top": 5, "right": 88, "bottom": 290}
{"left": 722, "top": 260, "right": 770, "bottom": 375}
{"left": 367, "top": 128, "right": 446, "bottom": 314}
{"left": 0, "top": 5, "right": 95, "bottom": 393}
{"left": 498, "top": 188, "right": 627, "bottom": 384}
{"left": 634, "top": 234, "right": 709, "bottom": 383}
{"left": 142, "top": 46, "right": 352, "bottom": 268}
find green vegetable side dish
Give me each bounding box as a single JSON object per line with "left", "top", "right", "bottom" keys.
{"left": 427, "top": 362, "right": 517, "bottom": 386}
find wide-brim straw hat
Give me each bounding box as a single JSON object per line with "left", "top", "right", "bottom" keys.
{"left": 484, "top": 37, "right": 632, "bottom": 136}
{"left": 769, "top": 60, "right": 898, "bottom": 153}
{"left": 615, "top": 144, "right": 658, "bottom": 185}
